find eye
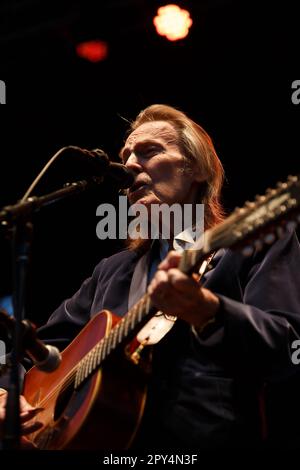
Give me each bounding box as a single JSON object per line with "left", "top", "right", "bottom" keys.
{"left": 143, "top": 145, "right": 163, "bottom": 157}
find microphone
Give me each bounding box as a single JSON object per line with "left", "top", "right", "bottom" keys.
{"left": 0, "top": 147, "right": 135, "bottom": 225}
{"left": 0, "top": 309, "right": 61, "bottom": 373}
{"left": 22, "top": 320, "right": 62, "bottom": 372}
{"left": 108, "top": 162, "right": 135, "bottom": 188}
{"left": 62, "top": 146, "right": 134, "bottom": 188}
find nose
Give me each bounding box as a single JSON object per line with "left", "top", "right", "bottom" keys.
{"left": 125, "top": 152, "right": 143, "bottom": 173}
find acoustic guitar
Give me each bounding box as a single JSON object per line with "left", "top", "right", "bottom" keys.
{"left": 23, "top": 174, "right": 300, "bottom": 449}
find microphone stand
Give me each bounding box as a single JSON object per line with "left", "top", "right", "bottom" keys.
{"left": 2, "top": 220, "right": 33, "bottom": 449}
{"left": 0, "top": 177, "right": 104, "bottom": 225}
{"left": 0, "top": 176, "right": 104, "bottom": 449}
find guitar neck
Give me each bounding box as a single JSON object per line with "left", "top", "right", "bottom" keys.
{"left": 178, "top": 245, "right": 210, "bottom": 275}
{"left": 74, "top": 293, "right": 157, "bottom": 388}
{"left": 74, "top": 245, "right": 207, "bottom": 389}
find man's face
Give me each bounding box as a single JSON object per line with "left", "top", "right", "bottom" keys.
{"left": 121, "top": 121, "right": 202, "bottom": 208}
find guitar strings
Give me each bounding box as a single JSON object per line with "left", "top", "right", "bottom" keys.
{"left": 31, "top": 240, "right": 225, "bottom": 410}
{"left": 32, "top": 254, "right": 218, "bottom": 410}
{"left": 31, "top": 297, "right": 154, "bottom": 410}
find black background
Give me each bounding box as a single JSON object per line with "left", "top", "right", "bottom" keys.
{"left": 0, "top": 0, "right": 299, "bottom": 325}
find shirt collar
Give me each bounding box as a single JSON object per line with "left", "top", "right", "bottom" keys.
{"left": 159, "top": 224, "right": 204, "bottom": 259}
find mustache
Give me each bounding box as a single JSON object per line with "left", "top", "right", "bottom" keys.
{"left": 129, "top": 178, "right": 152, "bottom": 192}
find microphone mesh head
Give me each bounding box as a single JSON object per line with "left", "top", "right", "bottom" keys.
{"left": 109, "top": 163, "right": 135, "bottom": 188}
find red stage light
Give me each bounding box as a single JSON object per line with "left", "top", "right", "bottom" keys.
{"left": 76, "top": 40, "right": 108, "bottom": 62}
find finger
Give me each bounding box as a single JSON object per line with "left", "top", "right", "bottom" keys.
{"left": 21, "top": 420, "right": 43, "bottom": 436}
{"left": 20, "top": 407, "right": 44, "bottom": 423}
{"left": 20, "top": 436, "right": 38, "bottom": 449}
{"left": 149, "top": 287, "right": 189, "bottom": 316}
{"left": 20, "top": 395, "right": 36, "bottom": 413}
{"left": 0, "top": 392, "right": 7, "bottom": 408}
{"left": 149, "top": 277, "right": 179, "bottom": 309}
{"left": 168, "top": 269, "right": 200, "bottom": 294}
{"left": 158, "top": 251, "right": 181, "bottom": 270}
{"left": 0, "top": 388, "right": 7, "bottom": 398}
{"left": 148, "top": 269, "right": 168, "bottom": 293}
{"left": 153, "top": 269, "right": 169, "bottom": 287}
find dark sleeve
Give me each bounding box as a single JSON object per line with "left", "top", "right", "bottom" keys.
{"left": 0, "top": 259, "right": 107, "bottom": 389}
{"left": 218, "top": 230, "right": 300, "bottom": 378}
{"left": 37, "top": 258, "right": 108, "bottom": 351}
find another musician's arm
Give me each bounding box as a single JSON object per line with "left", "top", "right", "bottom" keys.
{"left": 0, "top": 388, "right": 43, "bottom": 448}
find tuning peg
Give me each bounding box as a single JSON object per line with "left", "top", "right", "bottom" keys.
{"left": 236, "top": 207, "right": 246, "bottom": 215}
{"left": 254, "top": 218, "right": 264, "bottom": 227}
{"left": 242, "top": 245, "right": 254, "bottom": 257}
{"left": 276, "top": 181, "right": 289, "bottom": 190}
{"left": 244, "top": 225, "right": 254, "bottom": 233}
{"left": 254, "top": 239, "right": 264, "bottom": 251}
{"left": 274, "top": 204, "right": 287, "bottom": 215}
{"left": 266, "top": 188, "right": 277, "bottom": 197}
{"left": 255, "top": 195, "right": 266, "bottom": 203}
{"left": 276, "top": 226, "right": 285, "bottom": 238}
{"left": 264, "top": 233, "right": 276, "bottom": 244}
{"left": 244, "top": 201, "right": 256, "bottom": 209}
{"left": 233, "top": 230, "right": 243, "bottom": 239}
{"left": 265, "top": 211, "right": 275, "bottom": 221}
{"left": 287, "top": 175, "right": 298, "bottom": 183}
{"left": 287, "top": 198, "right": 297, "bottom": 208}
{"left": 233, "top": 206, "right": 245, "bottom": 215}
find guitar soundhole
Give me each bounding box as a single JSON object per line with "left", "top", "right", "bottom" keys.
{"left": 54, "top": 379, "right": 75, "bottom": 422}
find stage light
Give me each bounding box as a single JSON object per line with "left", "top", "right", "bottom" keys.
{"left": 153, "top": 4, "right": 193, "bottom": 41}
{"left": 76, "top": 40, "right": 108, "bottom": 62}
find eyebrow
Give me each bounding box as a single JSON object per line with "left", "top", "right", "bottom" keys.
{"left": 120, "top": 132, "right": 178, "bottom": 161}
{"left": 120, "top": 139, "right": 164, "bottom": 161}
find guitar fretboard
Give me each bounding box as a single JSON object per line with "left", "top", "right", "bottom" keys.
{"left": 74, "top": 247, "right": 206, "bottom": 388}
{"left": 74, "top": 293, "right": 154, "bottom": 387}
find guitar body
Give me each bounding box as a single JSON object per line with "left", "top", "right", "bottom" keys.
{"left": 23, "top": 310, "right": 150, "bottom": 450}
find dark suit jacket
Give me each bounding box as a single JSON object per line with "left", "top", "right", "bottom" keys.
{"left": 33, "top": 230, "right": 300, "bottom": 449}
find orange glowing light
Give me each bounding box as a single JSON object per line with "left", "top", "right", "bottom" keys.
{"left": 76, "top": 40, "right": 108, "bottom": 62}
{"left": 153, "top": 4, "right": 193, "bottom": 41}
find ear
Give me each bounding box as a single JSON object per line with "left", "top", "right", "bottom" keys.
{"left": 189, "top": 160, "right": 207, "bottom": 183}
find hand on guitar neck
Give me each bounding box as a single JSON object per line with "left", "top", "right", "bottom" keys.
{"left": 147, "top": 250, "right": 220, "bottom": 330}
